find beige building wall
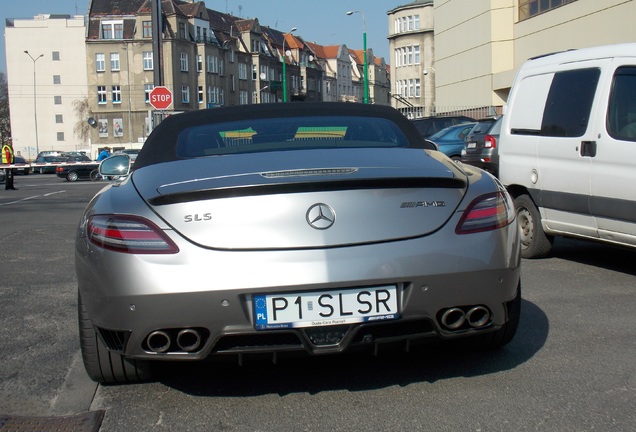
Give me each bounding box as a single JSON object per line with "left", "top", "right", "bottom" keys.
{"left": 5, "top": 15, "right": 88, "bottom": 160}
{"left": 434, "top": 0, "right": 514, "bottom": 112}
{"left": 434, "top": 0, "right": 636, "bottom": 112}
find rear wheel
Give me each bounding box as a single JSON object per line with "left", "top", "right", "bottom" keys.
{"left": 66, "top": 171, "right": 79, "bottom": 182}
{"left": 514, "top": 194, "right": 553, "bottom": 259}
{"left": 78, "top": 293, "right": 152, "bottom": 383}
{"left": 89, "top": 169, "right": 101, "bottom": 181}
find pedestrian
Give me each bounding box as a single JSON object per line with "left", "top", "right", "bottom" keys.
{"left": 97, "top": 146, "right": 111, "bottom": 161}
{"left": 2, "top": 141, "right": 17, "bottom": 190}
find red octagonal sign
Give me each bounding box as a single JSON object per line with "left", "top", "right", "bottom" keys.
{"left": 149, "top": 86, "right": 173, "bottom": 110}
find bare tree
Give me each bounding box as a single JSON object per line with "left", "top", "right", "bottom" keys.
{"left": 73, "top": 98, "right": 94, "bottom": 146}
{"left": 0, "top": 72, "right": 10, "bottom": 145}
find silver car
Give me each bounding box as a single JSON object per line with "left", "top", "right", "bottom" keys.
{"left": 76, "top": 102, "right": 521, "bottom": 383}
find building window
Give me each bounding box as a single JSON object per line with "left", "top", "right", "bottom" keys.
{"left": 180, "top": 52, "right": 188, "bottom": 72}
{"left": 143, "top": 51, "right": 153, "bottom": 70}
{"left": 198, "top": 86, "right": 204, "bottom": 103}
{"left": 96, "top": 53, "right": 105, "bottom": 72}
{"left": 207, "top": 55, "right": 219, "bottom": 73}
{"left": 112, "top": 86, "right": 121, "bottom": 104}
{"left": 110, "top": 53, "right": 120, "bottom": 71}
{"left": 144, "top": 84, "right": 154, "bottom": 103}
{"left": 101, "top": 21, "right": 124, "bottom": 39}
{"left": 197, "top": 55, "right": 203, "bottom": 72}
{"left": 181, "top": 85, "right": 190, "bottom": 103}
{"left": 142, "top": 21, "right": 152, "bottom": 38}
{"left": 238, "top": 63, "right": 247, "bottom": 80}
{"left": 97, "top": 86, "right": 107, "bottom": 104}
{"left": 415, "top": 79, "right": 421, "bottom": 97}
{"left": 414, "top": 45, "right": 420, "bottom": 64}
{"left": 57, "top": 132, "right": 65, "bottom": 141}
{"left": 519, "top": 0, "right": 577, "bottom": 21}
{"left": 414, "top": 15, "right": 420, "bottom": 30}
{"left": 54, "top": 96, "right": 62, "bottom": 105}
{"left": 55, "top": 114, "right": 63, "bottom": 123}
{"left": 179, "top": 22, "right": 186, "bottom": 39}
{"left": 239, "top": 90, "right": 248, "bottom": 105}
{"left": 52, "top": 51, "right": 60, "bottom": 61}
{"left": 53, "top": 75, "right": 61, "bottom": 84}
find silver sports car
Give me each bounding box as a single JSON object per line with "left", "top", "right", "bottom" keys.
{"left": 76, "top": 102, "right": 521, "bottom": 383}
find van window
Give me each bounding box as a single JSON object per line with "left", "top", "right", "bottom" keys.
{"left": 541, "top": 68, "right": 600, "bottom": 137}
{"left": 607, "top": 67, "right": 636, "bottom": 141}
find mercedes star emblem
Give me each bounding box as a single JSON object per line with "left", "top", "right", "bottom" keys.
{"left": 306, "top": 203, "right": 336, "bottom": 230}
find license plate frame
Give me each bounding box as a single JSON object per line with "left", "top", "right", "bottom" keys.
{"left": 253, "top": 285, "right": 399, "bottom": 330}
{"left": 467, "top": 142, "right": 477, "bottom": 149}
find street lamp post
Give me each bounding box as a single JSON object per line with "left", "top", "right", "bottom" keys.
{"left": 24, "top": 50, "right": 43, "bottom": 156}
{"left": 346, "top": 10, "right": 369, "bottom": 104}
{"left": 282, "top": 27, "right": 297, "bottom": 102}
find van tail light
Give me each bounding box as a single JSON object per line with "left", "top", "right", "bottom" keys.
{"left": 87, "top": 215, "right": 179, "bottom": 254}
{"left": 456, "top": 191, "right": 515, "bottom": 234}
{"left": 484, "top": 135, "right": 497, "bottom": 148}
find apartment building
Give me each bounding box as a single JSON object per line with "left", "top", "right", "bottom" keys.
{"left": 5, "top": 14, "right": 88, "bottom": 160}
{"left": 5, "top": 0, "right": 389, "bottom": 159}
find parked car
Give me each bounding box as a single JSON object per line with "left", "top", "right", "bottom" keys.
{"left": 32, "top": 155, "right": 66, "bottom": 174}
{"left": 426, "top": 122, "right": 477, "bottom": 161}
{"left": 114, "top": 149, "right": 140, "bottom": 162}
{"left": 500, "top": 43, "right": 636, "bottom": 258}
{"left": 56, "top": 155, "right": 99, "bottom": 181}
{"left": 411, "top": 115, "right": 475, "bottom": 138}
{"left": 0, "top": 170, "right": 5, "bottom": 183}
{"left": 76, "top": 102, "right": 521, "bottom": 384}
{"left": 461, "top": 116, "right": 503, "bottom": 176}
{"left": 12, "top": 156, "right": 32, "bottom": 175}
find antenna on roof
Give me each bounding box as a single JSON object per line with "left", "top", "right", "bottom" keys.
{"left": 238, "top": 5, "right": 242, "bottom": 17}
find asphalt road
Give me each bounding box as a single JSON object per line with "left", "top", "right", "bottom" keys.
{"left": 0, "top": 174, "right": 634, "bottom": 431}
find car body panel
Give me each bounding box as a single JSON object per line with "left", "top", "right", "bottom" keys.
{"left": 427, "top": 122, "right": 476, "bottom": 159}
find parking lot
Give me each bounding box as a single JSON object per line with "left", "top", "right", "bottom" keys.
{"left": 0, "top": 175, "right": 634, "bottom": 431}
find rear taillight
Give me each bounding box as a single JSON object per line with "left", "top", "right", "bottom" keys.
{"left": 484, "top": 135, "right": 497, "bottom": 148}
{"left": 87, "top": 215, "right": 179, "bottom": 254}
{"left": 456, "top": 191, "right": 515, "bottom": 234}
{"left": 56, "top": 166, "right": 63, "bottom": 173}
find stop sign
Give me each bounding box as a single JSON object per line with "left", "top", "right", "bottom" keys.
{"left": 149, "top": 86, "right": 173, "bottom": 110}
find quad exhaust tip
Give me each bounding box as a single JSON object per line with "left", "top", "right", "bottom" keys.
{"left": 440, "top": 305, "right": 491, "bottom": 331}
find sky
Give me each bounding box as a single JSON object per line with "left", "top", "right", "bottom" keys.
{"left": 1, "top": 0, "right": 396, "bottom": 74}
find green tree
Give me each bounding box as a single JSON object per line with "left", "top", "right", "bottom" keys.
{"left": 0, "top": 72, "right": 10, "bottom": 145}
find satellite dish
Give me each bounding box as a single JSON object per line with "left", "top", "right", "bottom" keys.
{"left": 87, "top": 117, "right": 96, "bottom": 126}
{"left": 260, "top": 72, "right": 266, "bottom": 80}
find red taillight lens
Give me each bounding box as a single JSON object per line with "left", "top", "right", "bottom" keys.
{"left": 484, "top": 135, "right": 497, "bottom": 148}
{"left": 87, "top": 215, "right": 179, "bottom": 254}
{"left": 456, "top": 192, "right": 515, "bottom": 234}
{"left": 56, "top": 166, "right": 63, "bottom": 173}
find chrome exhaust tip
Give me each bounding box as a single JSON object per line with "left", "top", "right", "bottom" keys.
{"left": 146, "top": 330, "right": 171, "bottom": 353}
{"left": 466, "top": 306, "right": 491, "bottom": 328}
{"left": 176, "top": 329, "right": 202, "bottom": 352}
{"left": 441, "top": 308, "right": 466, "bottom": 330}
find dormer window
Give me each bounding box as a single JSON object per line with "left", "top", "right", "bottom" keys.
{"left": 102, "top": 20, "right": 123, "bottom": 39}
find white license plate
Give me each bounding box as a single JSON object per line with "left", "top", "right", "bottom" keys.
{"left": 467, "top": 142, "right": 477, "bottom": 148}
{"left": 253, "top": 285, "right": 398, "bottom": 330}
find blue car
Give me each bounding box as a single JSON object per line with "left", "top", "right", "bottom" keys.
{"left": 427, "top": 122, "right": 476, "bottom": 161}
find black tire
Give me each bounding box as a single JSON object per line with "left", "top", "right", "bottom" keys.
{"left": 514, "top": 194, "right": 553, "bottom": 259}
{"left": 66, "top": 171, "right": 79, "bottom": 182}
{"left": 78, "top": 293, "right": 152, "bottom": 383}
{"left": 89, "top": 169, "right": 101, "bottom": 181}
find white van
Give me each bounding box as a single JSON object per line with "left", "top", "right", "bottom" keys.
{"left": 499, "top": 43, "right": 636, "bottom": 258}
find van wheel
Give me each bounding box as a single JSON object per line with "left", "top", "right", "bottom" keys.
{"left": 514, "top": 194, "right": 553, "bottom": 259}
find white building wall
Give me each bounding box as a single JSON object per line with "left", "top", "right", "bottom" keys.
{"left": 5, "top": 15, "right": 88, "bottom": 161}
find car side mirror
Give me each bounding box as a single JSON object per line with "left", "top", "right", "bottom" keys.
{"left": 99, "top": 154, "right": 131, "bottom": 177}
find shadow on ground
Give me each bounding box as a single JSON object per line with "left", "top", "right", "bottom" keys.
{"left": 148, "top": 299, "right": 547, "bottom": 397}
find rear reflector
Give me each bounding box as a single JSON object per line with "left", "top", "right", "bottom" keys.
{"left": 455, "top": 191, "right": 515, "bottom": 234}
{"left": 88, "top": 215, "right": 179, "bottom": 254}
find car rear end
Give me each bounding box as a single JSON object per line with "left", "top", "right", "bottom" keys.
{"left": 461, "top": 117, "right": 502, "bottom": 176}
{"left": 75, "top": 103, "right": 520, "bottom": 381}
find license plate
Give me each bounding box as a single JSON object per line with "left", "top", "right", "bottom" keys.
{"left": 467, "top": 142, "right": 477, "bottom": 148}
{"left": 253, "top": 285, "right": 399, "bottom": 330}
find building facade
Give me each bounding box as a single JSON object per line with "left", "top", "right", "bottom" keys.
{"left": 5, "top": 14, "right": 88, "bottom": 160}
{"left": 5, "top": 0, "right": 390, "bottom": 160}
